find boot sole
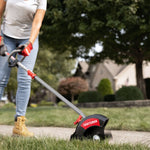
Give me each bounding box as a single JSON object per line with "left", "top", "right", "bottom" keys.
{"left": 12, "top": 133, "right": 34, "bottom": 138}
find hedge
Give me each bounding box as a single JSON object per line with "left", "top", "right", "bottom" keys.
{"left": 115, "top": 86, "right": 144, "bottom": 101}
{"left": 104, "top": 94, "right": 116, "bottom": 102}
{"left": 78, "top": 91, "right": 102, "bottom": 103}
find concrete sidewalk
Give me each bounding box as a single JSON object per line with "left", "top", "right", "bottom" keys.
{"left": 0, "top": 125, "right": 150, "bottom": 147}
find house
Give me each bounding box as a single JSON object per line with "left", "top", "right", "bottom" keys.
{"left": 73, "top": 61, "right": 89, "bottom": 79}
{"left": 74, "top": 60, "right": 150, "bottom": 92}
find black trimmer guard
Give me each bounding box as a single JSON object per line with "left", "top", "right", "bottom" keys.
{"left": 71, "top": 114, "right": 109, "bottom": 140}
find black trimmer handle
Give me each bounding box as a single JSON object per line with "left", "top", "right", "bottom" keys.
{"left": 7, "top": 49, "right": 26, "bottom": 67}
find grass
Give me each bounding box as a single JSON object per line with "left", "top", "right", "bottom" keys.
{"left": 0, "top": 105, "right": 150, "bottom": 149}
{"left": 0, "top": 105, "right": 150, "bottom": 131}
{"left": 0, "top": 136, "right": 149, "bottom": 150}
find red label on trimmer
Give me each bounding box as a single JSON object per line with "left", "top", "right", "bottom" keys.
{"left": 81, "top": 118, "right": 100, "bottom": 129}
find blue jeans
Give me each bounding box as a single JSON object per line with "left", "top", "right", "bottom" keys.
{"left": 0, "top": 33, "right": 39, "bottom": 117}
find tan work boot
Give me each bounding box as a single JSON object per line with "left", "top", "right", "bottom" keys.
{"left": 12, "top": 116, "right": 34, "bottom": 137}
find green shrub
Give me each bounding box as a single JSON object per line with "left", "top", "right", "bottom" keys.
{"left": 78, "top": 91, "right": 102, "bottom": 103}
{"left": 104, "top": 94, "right": 116, "bottom": 102}
{"left": 97, "top": 78, "right": 113, "bottom": 97}
{"left": 38, "top": 100, "right": 53, "bottom": 106}
{"left": 115, "top": 86, "right": 144, "bottom": 101}
{"left": 57, "top": 101, "right": 67, "bottom": 107}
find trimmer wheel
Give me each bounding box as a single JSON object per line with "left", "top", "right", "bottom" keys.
{"left": 93, "top": 135, "right": 100, "bottom": 141}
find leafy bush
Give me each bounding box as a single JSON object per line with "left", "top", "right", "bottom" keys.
{"left": 57, "top": 101, "right": 67, "bottom": 107}
{"left": 58, "top": 77, "right": 89, "bottom": 102}
{"left": 78, "top": 91, "right": 102, "bottom": 103}
{"left": 104, "top": 94, "right": 116, "bottom": 102}
{"left": 30, "top": 103, "right": 38, "bottom": 108}
{"left": 97, "top": 78, "right": 113, "bottom": 97}
{"left": 38, "top": 100, "right": 54, "bottom": 106}
{"left": 115, "top": 86, "right": 144, "bottom": 101}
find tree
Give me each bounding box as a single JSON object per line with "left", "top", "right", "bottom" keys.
{"left": 58, "top": 77, "right": 89, "bottom": 102}
{"left": 41, "top": 0, "right": 150, "bottom": 98}
{"left": 91, "top": 0, "right": 150, "bottom": 99}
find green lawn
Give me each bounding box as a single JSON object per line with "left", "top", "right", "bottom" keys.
{"left": 0, "top": 105, "right": 150, "bottom": 131}
{"left": 0, "top": 105, "right": 150, "bottom": 150}
{"left": 0, "top": 136, "right": 149, "bottom": 150}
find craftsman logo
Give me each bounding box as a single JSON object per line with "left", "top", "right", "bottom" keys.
{"left": 81, "top": 118, "right": 100, "bottom": 129}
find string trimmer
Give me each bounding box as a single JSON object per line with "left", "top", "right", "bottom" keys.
{"left": 0, "top": 48, "right": 110, "bottom": 141}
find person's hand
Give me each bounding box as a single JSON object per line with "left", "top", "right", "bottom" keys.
{"left": 0, "top": 35, "right": 7, "bottom": 56}
{"left": 18, "top": 41, "right": 33, "bottom": 57}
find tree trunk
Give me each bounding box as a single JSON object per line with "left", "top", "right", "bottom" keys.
{"left": 135, "top": 61, "right": 147, "bottom": 99}
{"left": 71, "top": 94, "right": 74, "bottom": 103}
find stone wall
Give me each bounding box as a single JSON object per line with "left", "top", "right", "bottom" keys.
{"left": 77, "top": 100, "right": 150, "bottom": 108}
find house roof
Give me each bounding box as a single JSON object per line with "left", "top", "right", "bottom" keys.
{"left": 103, "top": 59, "right": 127, "bottom": 77}
{"left": 78, "top": 59, "right": 128, "bottom": 77}
{"left": 78, "top": 61, "right": 89, "bottom": 73}
{"left": 76, "top": 60, "right": 127, "bottom": 78}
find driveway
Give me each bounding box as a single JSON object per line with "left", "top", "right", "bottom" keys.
{"left": 0, "top": 125, "right": 150, "bottom": 147}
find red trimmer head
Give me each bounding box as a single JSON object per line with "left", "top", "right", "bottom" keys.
{"left": 71, "top": 114, "right": 109, "bottom": 140}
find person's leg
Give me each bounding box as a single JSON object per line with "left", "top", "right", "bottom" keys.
{"left": 12, "top": 37, "right": 39, "bottom": 137}
{"left": 15, "top": 37, "right": 39, "bottom": 117}
{"left": 0, "top": 34, "right": 17, "bottom": 100}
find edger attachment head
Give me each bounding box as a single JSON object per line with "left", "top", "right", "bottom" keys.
{"left": 71, "top": 114, "right": 109, "bottom": 140}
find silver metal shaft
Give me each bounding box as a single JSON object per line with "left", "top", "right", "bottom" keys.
{"left": 5, "top": 51, "right": 86, "bottom": 118}
{"left": 34, "top": 76, "right": 86, "bottom": 118}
